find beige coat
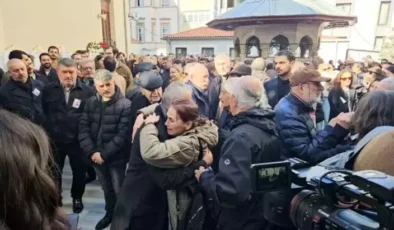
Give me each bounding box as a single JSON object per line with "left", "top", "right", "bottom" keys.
{"left": 116, "top": 62, "right": 133, "bottom": 88}
{"left": 140, "top": 118, "right": 218, "bottom": 230}
{"left": 113, "top": 72, "right": 126, "bottom": 96}
{"left": 140, "top": 119, "right": 218, "bottom": 168}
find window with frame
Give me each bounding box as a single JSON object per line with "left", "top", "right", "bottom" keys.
{"left": 176, "top": 48, "right": 187, "bottom": 57}
{"left": 378, "top": 1, "right": 391, "bottom": 25}
{"left": 336, "top": 3, "right": 352, "bottom": 14}
{"left": 229, "top": 48, "right": 235, "bottom": 58}
{"left": 202, "top": 47, "right": 214, "bottom": 56}
{"left": 161, "top": 0, "right": 169, "bottom": 6}
{"left": 161, "top": 23, "right": 170, "bottom": 38}
{"left": 227, "top": 0, "right": 234, "bottom": 8}
{"left": 137, "top": 23, "right": 145, "bottom": 41}
{"left": 374, "top": 36, "right": 385, "bottom": 50}
{"left": 137, "top": 0, "right": 144, "bottom": 7}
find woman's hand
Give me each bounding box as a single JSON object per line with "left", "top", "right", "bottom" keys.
{"left": 144, "top": 113, "right": 160, "bottom": 125}
{"left": 203, "top": 149, "right": 213, "bottom": 166}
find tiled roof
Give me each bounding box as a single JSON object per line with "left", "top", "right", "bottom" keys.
{"left": 208, "top": 0, "right": 357, "bottom": 29}
{"left": 215, "top": 0, "right": 350, "bottom": 20}
{"left": 165, "top": 27, "right": 234, "bottom": 40}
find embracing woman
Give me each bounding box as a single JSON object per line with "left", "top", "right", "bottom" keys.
{"left": 139, "top": 99, "right": 218, "bottom": 230}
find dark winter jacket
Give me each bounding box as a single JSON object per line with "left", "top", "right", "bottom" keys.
{"left": 0, "top": 78, "right": 45, "bottom": 125}
{"left": 187, "top": 81, "right": 212, "bottom": 119}
{"left": 32, "top": 71, "right": 50, "bottom": 85}
{"left": 275, "top": 93, "right": 351, "bottom": 164}
{"left": 43, "top": 79, "right": 94, "bottom": 144}
{"left": 328, "top": 87, "right": 355, "bottom": 120}
{"left": 130, "top": 92, "right": 153, "bottom": 131}
{"left": 200, "top": 108, "right": 281, "bottom": 230}
{"left": 38, "top": 67, "right": 59, "bottom": 83}
{"left": 79, "top": 87, "right": 131, "bottom": 165}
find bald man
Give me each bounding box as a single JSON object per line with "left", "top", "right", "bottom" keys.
{"left": 187, "top": 63, "right": 215, "bottom": 118}
{"left": 0, "top": 59, "right": 45, "bottom": 124}
{"left": 251, "top": 58, "right": 269, "bottom": 82}
{"left": 196, "top": 75, "right": 281, "bottom": 230}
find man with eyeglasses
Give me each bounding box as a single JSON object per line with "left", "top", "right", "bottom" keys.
{"left": 79, "top": 59, "right": 96, "bottom": 87}
{"left": 275, "top": 67, "right": 352, "bottom": 164}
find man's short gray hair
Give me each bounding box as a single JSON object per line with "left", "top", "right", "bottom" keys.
{"left": 94, "top": 69, "right": 113, "bottom": 82}
{"left": 79, "top": 59, "right": 95, "bottom": 68}
{"left": 58, "top": 58, "right": 77, "bottom": 68}
{"left": 231, "top": 75, "right": 271, "bottom": 109}
{"left": 162, "top": 82, "right": 192, "bottom": 110}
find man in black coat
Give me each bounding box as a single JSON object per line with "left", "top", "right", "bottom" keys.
{"left": 26, "top": 55, "right": 49, "bottom": 85}
{"left": 42, "top": 58, "right": 94, "bottom": 213}
{"left": 0, "top": 59, "right": 45, "bottom": 125}
{"left": 79, "top": 69, "right": 131, "bottom": 230}
{"left": 111, "top": 82, "right": 209, "bottom": 230}
{"left": 196, "top": 76, "right": 282, "bottom": 230}
{"left": 38, "top": 52, "right": 59, "bottom": 83}
{"left": 130, "top": 70, "right": 163, "bottom": 130}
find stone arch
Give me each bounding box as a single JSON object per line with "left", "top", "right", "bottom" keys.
{"left": 234, "top": 37, "right": 240, "bottom": 58}
{"left": 299, "top": 35, "right": 313, "bottom": 58}
{"left": 246, "top": 36, "right": 261, "bottom": 58}
{"left": 269, "top": 35, "right": 289, "bottom": 57}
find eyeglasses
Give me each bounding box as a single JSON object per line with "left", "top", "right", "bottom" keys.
{"left": 340, "top": 77, "right": 352, "bottom": 81}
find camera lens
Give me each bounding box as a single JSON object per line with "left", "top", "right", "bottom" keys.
{"left": 290, "top": 190, "right": 328, "bottom": 229}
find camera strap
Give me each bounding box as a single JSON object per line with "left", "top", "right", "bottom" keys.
{"left": 319, "top": 126, "right": 393, "bottom": 169}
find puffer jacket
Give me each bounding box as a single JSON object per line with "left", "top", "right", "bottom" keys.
{"left": 79, "top": 87, "right": 132, "bottom": 165}
{"left": 275, "top": 93, "right": 350, "bottom": 164}
{"left": 140, "top": 118, "right": 218, "bottom": 230}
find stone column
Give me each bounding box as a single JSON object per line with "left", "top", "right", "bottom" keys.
{"left": 289, "top": 43, "right": 299, "bottom": 55}
{"left": 240, "top": 44, "right": 247, "bottom": 61}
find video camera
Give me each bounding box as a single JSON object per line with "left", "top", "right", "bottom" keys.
{"left": 251, "top": 158, "right": 394, "bottom": 230}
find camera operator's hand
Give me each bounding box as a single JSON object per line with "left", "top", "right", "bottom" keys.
{"left": 335, "top": 112, "right": 354, "bottom": 129}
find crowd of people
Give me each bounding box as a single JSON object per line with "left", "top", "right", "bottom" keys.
{"left": 0, "top": 44, "right": 394, "bottom": 230}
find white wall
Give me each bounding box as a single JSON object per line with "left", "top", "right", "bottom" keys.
{"left": 168, "top": 39, "right": 233, "bottom": 55}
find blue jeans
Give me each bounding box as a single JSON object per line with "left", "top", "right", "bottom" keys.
{"left": 93, "top": 163, "right": 127, "bottom": 214}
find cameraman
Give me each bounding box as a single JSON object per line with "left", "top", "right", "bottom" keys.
{"left": 195, "top": 76, "right": 281, "bottom": 230}
{"left": 275, "top": 68, "right": 352, "bottom": 164}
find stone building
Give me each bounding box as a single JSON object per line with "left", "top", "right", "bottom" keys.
{"left": 207, "top": 0, "right": 356, "bottom": 60}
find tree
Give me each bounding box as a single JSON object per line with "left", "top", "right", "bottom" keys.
{"left": 379, "top": 28, "right": 394, "bottom": 61}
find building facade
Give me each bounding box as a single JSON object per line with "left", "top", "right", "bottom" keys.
{"left": 129, "top": 0, "right": 179, "bottom": 55}
{"left": 165, "top": 27, "right": 234, "bottom": 57}
{"left": 129, "top": 0, "right": 244, "bottom": 55}
{"left": 320, "top": 0, "right": 394, "bottom": 62}
{"left": 0, "top": 0, "right": 131, "bottom": 68}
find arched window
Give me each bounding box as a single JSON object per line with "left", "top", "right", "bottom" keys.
{"left": 299, "top": 36, "right": 313, "bottom": 58}
{"left": 269, "top": 35, "right": 289, "bottom": 57}
{"left": 246, "top": 36, "right": 260, "bottom": 58}
{"left": 234, "top": 38, "right": 240, "bottom": 58}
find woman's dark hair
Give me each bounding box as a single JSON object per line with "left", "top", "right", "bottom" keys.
{"left": 353, "top": 90, "right": 394, "bottom": 139}
{"left": 94, "top": 54, "right": 104, "bottom": 70}
{"left": 332, "top": 70, "right": 354, "bottom": 90}
{"left": 116, "top": 52, "right": 126, "bottom": 59}
{"left": 170, "top": 99, "right": 206, "bottom": 127}
{"left": 0, "top": 110, "right": 69, "bottom": 229}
